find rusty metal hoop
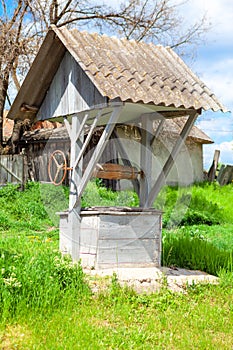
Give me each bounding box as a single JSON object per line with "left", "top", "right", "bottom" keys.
{"left": 48, "top": 150, "right": 67, "bottom": 186}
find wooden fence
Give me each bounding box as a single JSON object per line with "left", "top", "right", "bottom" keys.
{"left": 0, "top": 154, "right": 28, "bottom": 186}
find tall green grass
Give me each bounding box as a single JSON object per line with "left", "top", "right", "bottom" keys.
{"left": 0, "top": 233, "right": 90, "bottom": 321}
{"left": 162, "top": 230, "right": 233, "bottom": 275}
{"left": 0, "top": 182, "right": 232, "bottom": 348}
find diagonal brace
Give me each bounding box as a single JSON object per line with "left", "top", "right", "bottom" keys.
{"left": 72, "top": 106, "right": 123, "bottom": 209}
{"left": 145, "top": 112, "right": 199, "bottom": 208}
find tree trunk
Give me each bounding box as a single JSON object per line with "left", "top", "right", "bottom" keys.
{"left": 0, "top": 73, "right": 10, "bottom": 146}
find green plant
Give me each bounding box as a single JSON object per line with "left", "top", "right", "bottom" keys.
{"left": 162, "top": 230, "right": 233, "bottom": 275}
{"left": 0, "top": 234, "right": 90, "bottom": 320}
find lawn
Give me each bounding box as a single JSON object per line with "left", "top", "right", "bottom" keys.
{"left": 0, "top": 181, "right": 232, "bottom": 349}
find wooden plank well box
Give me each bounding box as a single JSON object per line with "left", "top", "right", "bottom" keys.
{"left": 59, "top": 207, "right": 162, "bottom": 269}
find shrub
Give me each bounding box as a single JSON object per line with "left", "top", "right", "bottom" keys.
{"left": 154, "top": 184, "right": 224, "bottom": 228}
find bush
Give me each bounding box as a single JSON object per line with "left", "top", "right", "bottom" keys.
{"left": 154, "top": 184, "right": 225, "bottom": 228}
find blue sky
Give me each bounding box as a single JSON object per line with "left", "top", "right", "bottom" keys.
{"left": 102, "top": 0, "right": 233, "bottom": 169}
{"left": 2, "top": 1, "right": 232, "bottom": 169}
{"left": 181, "top": 0, "right": 233, "bottom": 169}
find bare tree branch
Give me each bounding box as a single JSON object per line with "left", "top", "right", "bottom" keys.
{"left": 0, "top": 0, "right": 210, "bottom": 148}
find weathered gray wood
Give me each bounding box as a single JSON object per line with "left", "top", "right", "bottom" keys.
{"left": 139, "top": 117, "right": 154, "bottom": 207}
{"left": 74, "top": 106, "right": 123, "bottom": 208}
{"left": 145, "top": 112, "right": 199, "bottom": 207}
{"left": 69, "top": 115, "right": 84, "bottom": 261}
{"left": 112, "top": 129, "right": 140, "bottom": 194}
{"left": 58, "top": 209, "right": 162, "bottom": 268}
{"left": 97, "top": 239, "right": 160, "bottom": 266}
{"left": 37, "top": 52, "right": 107, "bottom": 119}
{"left": 208, "top": 149, "right": 220, "bottom": 182}
{"left": 72, "top": 111, "right": 102, "bottom": 170}
{"left": 0, "top": 155, "right": 27, "bottom": 184}
{"left": 217, "top": 165, "right": 233, "bottom": 185}
{"left": 150, "top": 118, "right": 165, "bottom": 146}
{"left": 99, "top": 214, "right": 160, "bottom": 239}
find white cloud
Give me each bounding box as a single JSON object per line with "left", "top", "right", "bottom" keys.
{"left": 194, "top": 58, "right": 233, "bottom": 109}
{"left": 203, "top": 140, "right": 233, "bottom": 169}
{"left": 178, "top": 0, "right": 233, "bottom": 43}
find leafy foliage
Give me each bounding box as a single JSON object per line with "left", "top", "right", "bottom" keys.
{"left": 154, "top": 182, "right": 232, "bottom": 227}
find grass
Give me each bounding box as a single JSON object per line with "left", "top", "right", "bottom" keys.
{"left": 0, "top": 181, "right": 232, "bottom": 348}
{"left": 0, "top": 275, "right": 233, "bottom": 349}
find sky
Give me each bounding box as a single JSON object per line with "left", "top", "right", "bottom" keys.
{"left": 2, "top": 1, "right": 232, "bottom": 169}
{"left": 179, "top": 0, "right": 233, "bottom": 169}
{"left": 100, "top": 0, "right": 233, "bottom": 169}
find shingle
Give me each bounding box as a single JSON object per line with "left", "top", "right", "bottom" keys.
{"left": 54, "top": 27, "right": 226, "bottom": 112}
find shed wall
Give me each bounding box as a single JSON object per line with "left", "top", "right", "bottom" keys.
{"left": 116, "top": 128, "right": 204, "bottom": 187}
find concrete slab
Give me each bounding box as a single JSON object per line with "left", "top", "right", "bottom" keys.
{"left": 85, "top": 266, "right": 219, "bottom": 293}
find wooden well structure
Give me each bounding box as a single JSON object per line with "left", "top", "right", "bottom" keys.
{"left": 7, "top": 26, "right": 227, "bottom": 269}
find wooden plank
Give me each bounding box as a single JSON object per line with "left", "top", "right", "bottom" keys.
{"left": 68, "top": 114, "right": 84, "bottom": 261}
{"left": 112, "top": 129, "right": 140, "bottom": 194}
{"left": 72, "top": 111, "right": 102, "bottom": 170}
{"left": 218, "top": 165, "right": 233, "bottom": 185}
{"left": 99, "top": 214, "right": 161, "bottom": 239}
{"left": 0, "top": 158, "right": 23, "bottom": 183}
{"left": 92, "top": 163, "right": 139, "bottom": 180}
{"left": 97, "top": 239, "right": 160, "bottom": 266}
{"left": 145, "top": 112, "right": 199, "bottom": 208}
{"left": 150, "top": 118, "right": 165, "bottom": 146}
{"left": 208, "top": 149, "right": 220, "bottom": 182}
{"left": 38, "top": 52, "right": 108, "bottom": 119}
{"left": 139, "top": 117, "right": 153, "bottom": 207}
{"left": 73, "top": 106, "right": 123, "bottom": 209}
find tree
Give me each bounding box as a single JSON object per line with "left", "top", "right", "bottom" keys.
{"left": 0, "top": 0, "right": 209, "bottom": 149}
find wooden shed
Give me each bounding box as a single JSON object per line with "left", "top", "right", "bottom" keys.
{"left": 19, "top": 118, "right": 213, "bottom": 187}
{"left": 7, "top": 26, "right": 227, "bottom": 269}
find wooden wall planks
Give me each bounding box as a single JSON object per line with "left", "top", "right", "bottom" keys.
{"left": 37, "top": 52, "right": 107, "bottom": 120}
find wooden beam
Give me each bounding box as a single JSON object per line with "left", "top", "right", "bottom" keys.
{"left": 208, "top": 149, "right": 220, "bottom": 182}
{"left": 64, "top": 113, "right": 88, "bottom": 142}
{"left": 0, "top": 161, "right": 23, "bottom": 183}
{"left": 112, "top": 129, "right": 140, "bottom": 194}
{"left": 145, "top": 112, "right": 199, "bottom": 208}
{"left": 72, "top": 111, "right": 102, "bottom": 171}
{"left": 72, "top": 106, "right": 123, "bottom": 209}
{"left": 150, "top": 118, "right": 165, "bottom": 146}
{"left": 139, "top": 117, "right": 154, "bottom": 207}
{"left": 68, "top": 115, "right": 84, "bottom": 261}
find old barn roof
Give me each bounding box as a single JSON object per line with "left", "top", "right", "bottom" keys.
{"left": 21, "top": 118, "right": 213, "bottom": 145}
{"left": 7, "top": 25, "right": 227, "bottom": 121}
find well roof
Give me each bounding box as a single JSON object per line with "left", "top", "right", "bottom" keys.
{"left": 7, "top": 25, "right": 227, "bottom": 121}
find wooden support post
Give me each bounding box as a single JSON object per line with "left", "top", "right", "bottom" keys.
{"left": 112, "top": 129, "right": 140, "bottom": 195}
{"left": 208, "top": 149, "right": 220, "bottom": 182}
{"left": 73, "top": 106, "right": 123, "bottom": 209}
{"left": 145, "top": 112, "right": 198, "bottom": 208}
{"left": 68, "top": 115, "right": 84, "bottom": 261}
{"left": 139, "top": 117, "right": 154, "bottom": 207}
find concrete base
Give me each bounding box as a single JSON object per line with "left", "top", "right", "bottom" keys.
{"left": 59, "top": 207, "right": 162, "bottom": 269}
